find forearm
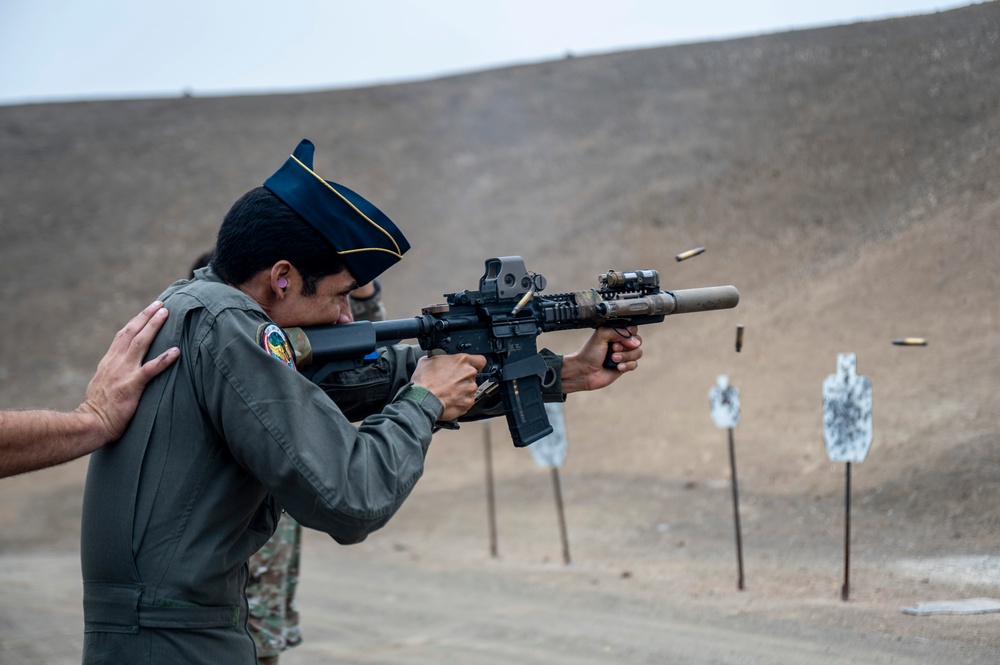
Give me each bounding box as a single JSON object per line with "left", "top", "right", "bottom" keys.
{"left": 0, "top": 408, "right": 106, "bottom": 478}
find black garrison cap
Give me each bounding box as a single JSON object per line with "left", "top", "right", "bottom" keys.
{"left": 263, "top": 139, "right": 410, "bottom": 285}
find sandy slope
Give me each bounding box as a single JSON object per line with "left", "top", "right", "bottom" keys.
{"left": 1, "top": 4, "right": 998, "bottom": 663}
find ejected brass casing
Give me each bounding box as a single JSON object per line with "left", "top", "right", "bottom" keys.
{"left": 891, "top": 338, "right": 928, "bottom": 346}
{"left": 675, "top": 246, "right": 706, "bottom": 261}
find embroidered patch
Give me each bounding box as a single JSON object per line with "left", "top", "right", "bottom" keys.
{"left": 257, "top": 323, "right": 296, "bottom": 370}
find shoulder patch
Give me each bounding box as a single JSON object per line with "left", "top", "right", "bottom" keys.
{"left": 257, "top": 323, "right": 297, "bottom": 370}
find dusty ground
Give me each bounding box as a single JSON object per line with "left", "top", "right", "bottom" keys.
{"left": 1, "top": 3, "right": 999, "bottom": 663}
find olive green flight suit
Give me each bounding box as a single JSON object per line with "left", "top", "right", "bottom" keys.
{"left": 80, "top": 268, "right": 442, "bottom": 665}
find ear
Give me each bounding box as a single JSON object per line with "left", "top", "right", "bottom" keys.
{"left": 269, "top": 261, "right": 294, "bottom": 298}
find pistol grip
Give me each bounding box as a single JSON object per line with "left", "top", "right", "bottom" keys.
{"left": 603, "top": 343, "right": 618, "bottom": 370}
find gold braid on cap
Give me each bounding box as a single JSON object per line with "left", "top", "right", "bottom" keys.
{"left": 290, "top": 154, "right": 404, "bottom": 258}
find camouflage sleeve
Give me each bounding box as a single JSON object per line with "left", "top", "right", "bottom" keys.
{"left": 349, "top": 279, "right": 386, "bottom": 323}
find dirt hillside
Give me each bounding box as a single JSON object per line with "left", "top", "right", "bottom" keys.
{"left": 1, "top": 4, "right": 998, "bottom": 663}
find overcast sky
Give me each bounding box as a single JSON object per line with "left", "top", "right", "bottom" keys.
{"left": 0, "top": 0, "right": 973, "bottom": 105}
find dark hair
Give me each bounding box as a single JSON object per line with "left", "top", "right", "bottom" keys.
{"left": 212, "top": 187, "right": 345, "bottom": 294}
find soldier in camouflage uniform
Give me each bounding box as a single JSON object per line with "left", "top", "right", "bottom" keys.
{"left": 246, "top": 280, "right": 386, "bottom": 664}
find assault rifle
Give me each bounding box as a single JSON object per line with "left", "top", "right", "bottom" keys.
{"left": 296, "top": 256, "right": 739, "bottom": 447}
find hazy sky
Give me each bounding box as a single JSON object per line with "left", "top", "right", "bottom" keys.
{"left": 0, "top": 0, "right": 972, "bottom": 105}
